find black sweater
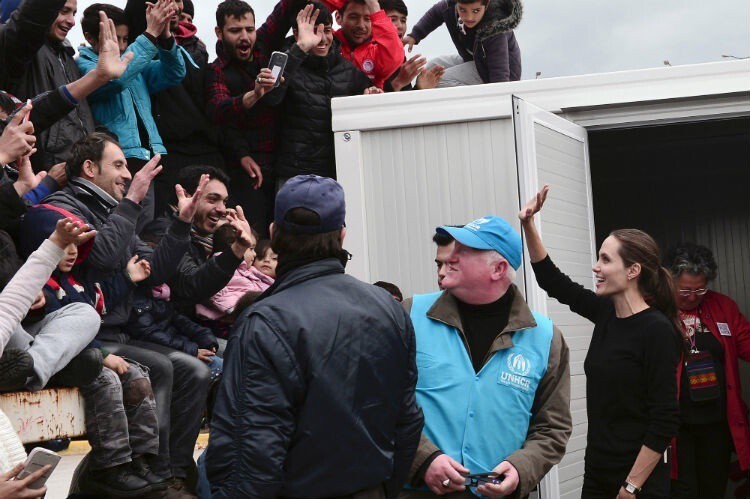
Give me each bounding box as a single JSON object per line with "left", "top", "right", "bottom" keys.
{"left": 532, "top": 256, "right": 680, "bottom": 473}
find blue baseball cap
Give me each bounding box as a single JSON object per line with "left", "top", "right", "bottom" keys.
{"left": 436, "top": 216, "right": 523, "bottom": 270}
{"left": 274, "top": 175, "right": 346, "bottom": 234}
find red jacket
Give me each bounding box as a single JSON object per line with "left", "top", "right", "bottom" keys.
{"left": 333, "top": 10, "right": 404, "bottom": 89}
{"left": 671, "top": 290, "right": 750, "bottom": 477}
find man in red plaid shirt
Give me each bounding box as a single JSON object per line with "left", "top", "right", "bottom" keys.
{"left": 205, "top": 0, "right": 297, "bottom": 236}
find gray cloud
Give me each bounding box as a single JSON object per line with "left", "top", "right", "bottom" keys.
{"left": 69, "top": 0, "right": 750, "bottom": 79}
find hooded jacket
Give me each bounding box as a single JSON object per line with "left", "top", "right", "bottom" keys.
{"left": 8, "top": 40, "right": 96, "bottom": 172}
{"left": 23, "top": 178, "right": 192, "bottom": 333}
{"left": 76, "top": 34, "right": 186, "bottom": 161}
{"left": 128, "top": 289, "right": 218, "bottom": 356}
{"left": 409, "top": 0, "right": 522, "bottom": 83}
{"left": 206, "top": 258, "right": 424, "bottom": 498}
{"left": 264, "top": 38, "right": 372, "bottom": 179}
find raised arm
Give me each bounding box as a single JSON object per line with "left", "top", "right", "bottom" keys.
{"left": 520, "top": 185, "right": 607, "bottom": 323}
{"left": 406, "top": 1, "right": 447, "bottom": 48}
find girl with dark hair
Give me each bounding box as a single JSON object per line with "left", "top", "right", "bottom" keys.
{"left": 519, "top": 185, "right": 681, "bottom": 499}
{"left": 665, "top": 243, "right": 750, "bottom": 499}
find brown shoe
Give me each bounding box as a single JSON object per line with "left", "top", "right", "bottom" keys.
{"left": 162, "top": 478, "right": 197, "bottom": 499}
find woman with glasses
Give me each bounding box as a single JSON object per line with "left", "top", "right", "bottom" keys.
{"left": 665, "top": 243, "right": 750, "bottom": 499}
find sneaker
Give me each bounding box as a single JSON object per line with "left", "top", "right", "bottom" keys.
{"left": 132, "top": 456, "right": 169, "bottom": 490}
{"left": 0, "top": 349, "right": 34, "bottom": 392}
{"left": 83, "top": 462, "right": 153, "bottom": 497}
{"left": 48, "top": 348, "right": 103, "bottom": 388}
{"left": 163, "top": 478, "right": 197, "bottom": 499}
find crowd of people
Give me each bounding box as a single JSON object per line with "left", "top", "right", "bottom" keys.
{"left": 0, "top": 1, "right": 747, "bottom": 499}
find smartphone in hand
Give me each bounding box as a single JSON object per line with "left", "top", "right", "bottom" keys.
{"left": 267, "top": 51, "right": 288, "bottom": 88}
{"left": 16, "top": 447, "right": 61, "bottom": 489}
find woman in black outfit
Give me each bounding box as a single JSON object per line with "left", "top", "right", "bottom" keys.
{"left": 519, "top": 186, "right": 682, "bottom": 499}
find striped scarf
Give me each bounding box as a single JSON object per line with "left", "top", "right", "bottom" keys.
{"left": 190, "top": 226, "right": 214, "bottom": 257}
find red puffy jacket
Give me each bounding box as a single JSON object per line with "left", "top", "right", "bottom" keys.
{"left": 332, "top": 9, "right": 404, "bottom": 89}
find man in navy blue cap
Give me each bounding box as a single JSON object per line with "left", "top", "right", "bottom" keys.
{"left": 206, "top": 175, "right": 424, "bottom": 499}
{"left": 401, "top": 216, "right": 572, "bottom": 499}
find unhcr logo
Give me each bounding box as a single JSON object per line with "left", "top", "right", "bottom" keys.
{"left": 466, "top": 217, "right": 491, "bottom": 231}
{"left": 507, "top": 352, "right": 531, "bottom": 376}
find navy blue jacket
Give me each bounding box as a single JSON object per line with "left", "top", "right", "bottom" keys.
{"left": 128, "top": 291, "right": 218, "bottom": 356}
{"left": 206, "top": 258, "right": 424, "bottom": 499}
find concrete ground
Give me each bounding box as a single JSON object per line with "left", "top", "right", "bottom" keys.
{"left": 46, "top": 433, "right": 208, "bottom": 499}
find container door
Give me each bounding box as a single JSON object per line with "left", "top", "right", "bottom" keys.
{"left": 512, "top": 95, "right": 597, "bottom": 499}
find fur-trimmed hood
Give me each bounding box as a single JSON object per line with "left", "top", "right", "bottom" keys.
{"left": 442, "top": 0, "right": 523, "bottom": 41}
{"left": 475, "top": 0, "right": 523, "bottom": 41}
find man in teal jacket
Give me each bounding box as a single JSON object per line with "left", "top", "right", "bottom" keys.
{"left": 76, "top": 1, "right": 185, "bottom": 230}
{"left": 402, "top": 216, "right": 572, "bottom": 499}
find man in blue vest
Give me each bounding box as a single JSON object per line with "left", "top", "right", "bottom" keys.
{"left": 402, "top": 216, "right": 572, "bottom": 498}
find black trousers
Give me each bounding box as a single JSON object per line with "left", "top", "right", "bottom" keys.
{"left": 582, "top": 459, "right": 670, "bottom": 499}
{"left": 670, "top": 421, "right": 732, "bottom": 499}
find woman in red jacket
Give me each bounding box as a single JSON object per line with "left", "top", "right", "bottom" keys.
{"left": 666, "top": 243, "right": 750, "bottom": 499}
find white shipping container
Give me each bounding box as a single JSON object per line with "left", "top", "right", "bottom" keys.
{"left": 333, "top": 60, "right": 750, "bottom": 499}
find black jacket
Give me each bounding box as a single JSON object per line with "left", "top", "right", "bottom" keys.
{"left": 27, "top": 180, "right": 191, "bottom": 332}
{"left": 265, "top": 39, "right": 372, "bottom": 179}
{"left": 8, "top": 41, "right": 96, "bottom": 172}
{"left": 128, "top": 291, "right": 218, "bottom": 356}
{"left": 0, "top": 0, "right": 65, "bottom": 90}
{"left": 410, "top": 0, "right": 522, "bottom": 83}
{"left": 145, "top": 210, "right": 244, "bottom": 317}
{"left": 206, "top": 258, "right": 424, "bottom": 499}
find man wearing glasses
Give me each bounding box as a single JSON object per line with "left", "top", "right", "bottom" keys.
{"left": 401, "top": 216, "right": 572, "bottom": 498}
{"left": 665, "top": 243, "right": 750, "bottom": 499}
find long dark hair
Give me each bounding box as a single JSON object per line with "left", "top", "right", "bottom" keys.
{"left": 610, "top": 229, "right": 684, "bottom": 339}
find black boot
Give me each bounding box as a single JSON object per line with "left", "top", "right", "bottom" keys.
{"left": 0, "top": 348, "right": 34, "bottom": 392}
{"left": 131, "top": 456, "right": 169, "bottom": 490}
{"left": 48, "top": 348, "right": 103, "bottom": 388}
{"left": 83, "top": 462, "right": 153, "bottom": 497}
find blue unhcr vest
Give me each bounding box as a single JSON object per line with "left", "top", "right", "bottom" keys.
{"left": 410, "top": 292, "right": 554, "bottom": 474}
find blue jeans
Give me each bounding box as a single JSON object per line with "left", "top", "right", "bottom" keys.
{"left": 196, "top": 450, "right": 211, "bottom": 499}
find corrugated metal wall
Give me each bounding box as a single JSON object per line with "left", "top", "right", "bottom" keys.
{"left": 358, "top": 119, "right": 522, "bottom": 297}
{"left": 531, "top": 122, "right": 595, "bottom": 498}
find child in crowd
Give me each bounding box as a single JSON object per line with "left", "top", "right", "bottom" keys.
{"left": 380, "top": 0, "right": 444, "bottom": 91}
{"left": 128, "top": 284, "right": 223, "bottom": 379}
{"left": 19, "top": 210, "right": 169, "bottom": 497}
{"left": 196, "top": 224, "right": 273, "bottom": 325}
{"left": 252, "top": 239, "right": 278, "bottom": 280}
{"left": 404, "top": 0, "right": 522, "bottom": 87}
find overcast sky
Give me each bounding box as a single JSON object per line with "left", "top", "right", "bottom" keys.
{"left": 68, "top": 0, "right": 749, "bottom": 78}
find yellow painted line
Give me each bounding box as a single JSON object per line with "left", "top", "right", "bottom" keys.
{"left": 57, "top": 433, "right": 210, "bottom": 456}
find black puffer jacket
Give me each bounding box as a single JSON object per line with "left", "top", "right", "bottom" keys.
{"left": 206, "top": 258, "right": 424, "bottom": 499}
{"left": 265, "top": 38, "right": 372, "bottom": 179}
